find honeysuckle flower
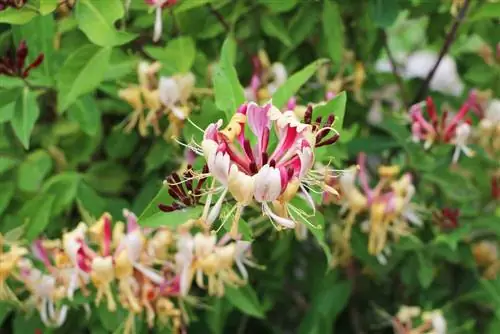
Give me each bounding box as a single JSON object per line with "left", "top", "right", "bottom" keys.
{"left": 193, "top": 101, "right": 340, "bottom": 237}
{"left": 337, "top": 154, "right": 421, "bottom": 258}
{"left": 145, "top": 0, "right": 178, "bottom": 42}
{"left": 119, "top": 61, "right": 162, "bottom": 137}
{"left": 17, "top": 259, "right": 69, "bottom": 327}
{"left": 173, "top": 230, "right": 253, "bottom": 297}
{"left": 392, "top": 306, "right": 447, "bottom": 334}
{"left": 0, "top": 242, "right": 27, "bottom": 303}
{"left": 422, "top": 310, "right": 447, "bottom": 334}
{"left": 473, "top": 240, "right": 500, "bottom": 279}
{"left": 156, "top": 72, "right": 196, "bottom": 140}
{"left": 1, "top": 207, "right": 254, "bottom": 333}
{"left": 477, "top": 99, "right": 500, "bottom": 158}
{"left": 409, "top": 93, "right": 479, "bottom": 164}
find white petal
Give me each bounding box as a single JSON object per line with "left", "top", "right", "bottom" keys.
{"left": 159, "top": 76, "right": 180, "bottom": 106}
{"left": 254, "top": 165, "right": 281, "bottom": 202}
{"left": 207, "top": 189, "right": 228, "bottom": 225}
{"left": 153, "top": 7, "right": 163, "bottom": 42}
{"left": 263, "top": 202, "right": 295, "bottom": 228}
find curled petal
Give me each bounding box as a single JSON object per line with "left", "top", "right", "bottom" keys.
{"left": 262, "top": 202, "right": 295, "bottom": 228}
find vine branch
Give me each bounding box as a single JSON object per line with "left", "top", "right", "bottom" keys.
{"left": 412, "top": 0, "right": 471, "bottom": 104}
{"left": 206, "top": 4, "right": 252, "bottom": 61}
{"left": 381, "top": 30, "right": 409, "bottom": 109}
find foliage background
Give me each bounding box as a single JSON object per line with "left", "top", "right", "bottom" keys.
{"left": 0, "top": 0, "right": 499, "bottom": 333}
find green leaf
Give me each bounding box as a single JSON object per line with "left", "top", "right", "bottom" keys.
{"left": 299, "top": 274, "right": 352, "bottom": 334}
{"left": 422, "top": 170, "right": 480, "bottom": 203}
{"left": 13, "top": 312, "right": 52, "bottom": 334}
{"left": 174, "top": 0, "right": 215, "bottom": 13}
{"left": 272, "top": 59, "right": 329, "bottom": 108}
{"left": 67, "top": 95, "right": 101, "bottom": 136}
{"left": 84, "top": 161, "right": 130, "bottom": 194}
{"left": 42, "top": 172, "right": 82, "bottom": 215}
{"left": 322, "top": 0, "right": 344, "bottom": 65}
{"left": 140, "top": 206, "right": 203, "bottom": 228}
{"left": 103, "top": 50, "right": 138, "bottom": 81}
{"left": 75, "top": 0, "right": 137, "bottom": 46}
{"left": 469, "top": 2, "right": 500, "bottom": 21}
{"left": 213, "top": 36, "right": 245, "bottom": 120}
{"left": 0, "top": 303, "right": 12, "bottom": 327}
{"left": 0, "top": 7, "right": 37, "bottom": 24}
{"left": 287, "top": 4, "right": 319, "bottom": 50}
{"left": 12, "top": 14, "right": 56, "bottom": 82}
{"left": 17, "top": 150, "right": 53, "bottom": 192}
{"left": 258, "top": 0, "right": 298, "bottom": 13}
{"left": 370, "top": 0, "right": 400, "bottom": 28}
{"left": 417, "top": 253, "right": 434, "bottom": 288}
{"left": 0, "top": 88, "right": 22, "bottom": 108}
{"left": 98, "top": 302, "right": 127, "bottom": 332}
{"left": 104, "top": 129, "right": 139, "bottom": 159}
{"left": 290, "top": 197, "right": 332, "bottom": 264}
{"left": 313, "top": 91, "right": 347, "bottom": 131}
{"left": 261, "top": 15, "right": 292, "bottom": 47}
{"left": 206, "top": 297, "right": 233, "bottom": 334}
{"left": 224, "top": 285, "right": 265, "bottom": 319}
{"left": 23, "top": 195, "right": 55, "bottom": 241}
{"left": 0, "top": 157, "right": 19, "bottom": 175}
{"left": 57, "top": 45, "right": 112, "bottom": 112}
{"left": 138, "top": 185, "right": 173, "bottom": 221}
{"left": 39, "top": 0, "right": 59, "bottom": 15}
{"left": 77, "top": 181, "right": 106, "bottom": 221}
{"left": 0, "top": 181, "right": 15, "bottom": 216}
{"left": 10, "top": 87, "right": 40, "bottom": 149}
{"left": 144, "top": 37, "right": 196, "bottom": 73}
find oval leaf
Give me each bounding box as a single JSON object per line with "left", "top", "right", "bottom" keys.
{"left": 213, "top": 36, "right": 245, "bottom": 120}
{"left": 322, "top": 0, "right": 344, "bottom": 65}
{"left": 10, "top": 87, "right": 40, "bottom": 149}
{"left": 57, "top": 45, "right": 112, "bottom": 112}
{"left": 272, "top": 59, "right": 329, "bottom": 108}
{"left": 75, "top": 0, "right": 137, "bottom": 47}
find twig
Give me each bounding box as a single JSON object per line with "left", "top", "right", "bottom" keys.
{"left": 381, "top": 30, "right": 409, "bottom": 109}
{"left": 206, "top": 4, "right": 252, "bottom": 61}
{"left": 412, "top": 0, "right": 471, "bottom": 104}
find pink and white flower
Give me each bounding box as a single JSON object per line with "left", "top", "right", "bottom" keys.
{"left": 409, "top": 93, "right": 479, "bottom": 164}
{"left": 198, "top": 101, "right": 340, "bottom": 236}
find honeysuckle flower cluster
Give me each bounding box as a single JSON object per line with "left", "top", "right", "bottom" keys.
{"left": 163, "top": 100, "right": 341, "bottom": 238}
{"left": 0, "top": 40, "right": 44, "bottom": 78}
{"left": 145, "top": 0, "right": 178, "bottom": 42}
{"left": 409, "top": 93, "right": 480, "bottom": 164}
{"left": 477, "top": 99, "right": 500, "bottom": 158}
{"left": 119, "top": 61, "right": 195, "bottom": 140}
{"left": 0, "top": 210, "right": 254, "bottom": 334}
{"left": 392, "top": 306, "right": 447, "bottom": 334}
{"left": 244, "top": 50, "right": 288, "bottom": 103}
{"left": 334, "top": 153, "right": 421, "bottom": 264}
